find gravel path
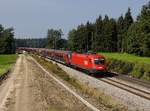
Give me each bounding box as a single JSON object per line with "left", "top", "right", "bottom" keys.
{"left": 0, "top": 55, "right": 22, "bottom": 111}
{"left": 53, "top": 60, "right": 150, "bottom": 111}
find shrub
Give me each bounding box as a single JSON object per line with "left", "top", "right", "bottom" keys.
{"left": 106, "top": 58, "right": 150, "bottom": 82}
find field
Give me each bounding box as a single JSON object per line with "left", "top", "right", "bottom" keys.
{"left": 100, "top": 52, "right": 150, "bottom": 64}
{"left": 0, "top": 55, "right": 18, "bottom": 76}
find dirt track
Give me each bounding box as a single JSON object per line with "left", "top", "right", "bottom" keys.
{"left": 0, "top": 55, "right": 92, "bottom": 111}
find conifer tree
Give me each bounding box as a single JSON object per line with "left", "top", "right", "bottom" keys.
{"left": 117, "top": 15, "right": 124, "bottom": 52}
{"left": 122, "top": 8, "right": 133, "bottom": 52}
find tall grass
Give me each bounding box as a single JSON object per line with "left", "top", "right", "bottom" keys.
{"left": 0, "top": 54, "right": 17, "bottom": 76}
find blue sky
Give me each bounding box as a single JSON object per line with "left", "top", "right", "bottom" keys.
{"left": 0, "top": 0, "right": 149, "bottom": 38}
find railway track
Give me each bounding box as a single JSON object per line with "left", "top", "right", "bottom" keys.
{"left": 114, "top": 74, "right": 150, "bottom": 89}
{"left": 45, "top": 57, "right": 150, "bottom": 101}
{"left": 100, "top": 78, "right": 150, "bottom": 101}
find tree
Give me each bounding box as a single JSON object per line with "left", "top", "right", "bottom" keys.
{"left": 95, "top": 15, "right": 103, "bottom": 51}
{"left": 77, "top": 24, "right": 88, "bottom": 52}
{"left": 126, "top": 23, "right": 142, "bottom": 55}
{"left": 0, "top": 25, "right": 15, "bottom": 54}
{"left": 124, "top": 8, "right": 133, "bottom": 30}
{"left": 3, "top": 28, "right": 15, "bottom": 54}
{"left": 68, "top": 29, "right": 77, "bottom": 50}
{"left": 122, "top": 8, "right": 134, "bottom": 52}
{"left": 109, "top": 18, "right": 118, "bottom": 52}
{"left": 137, "top": 1, "right": 150, "bottom": 21}
{"left": 102, "top": 15, "right": 110, "bottom": 51}
{"left": 47, "top": 29, "right": 63, "bottom": 49}
{"left": 138, "top": 2, "right": 150, "bottom": 56}
{"left": 85, "top": 21, "right": 95, "bottom": 51}
{"left": 56, "top": 39, "right": 68, "bottom": 49}
{"left": 0, "top": 25, "right": 4, "bottom": 53}
{"left": 117, "top": 15, "right": 124, "bottom": 52}
{"left": 101, "top": 15, "right": 117, "bottom": 52}
{"left": 126, "top": 2, "right": 150, "bottom": 56}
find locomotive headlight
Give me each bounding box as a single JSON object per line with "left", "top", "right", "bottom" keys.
{"left": 98, "top": 66, "right": 103, "bottom": 69}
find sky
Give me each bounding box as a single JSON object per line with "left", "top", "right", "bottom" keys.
{"left": 0, "top": 0, "right": 149, "bottom": 39}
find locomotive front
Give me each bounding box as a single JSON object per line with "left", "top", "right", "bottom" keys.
{"left": 89, "top": 54, "right": 107, "bottom": 74}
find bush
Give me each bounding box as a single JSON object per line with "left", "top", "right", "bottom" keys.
{"left": 120, "top": 62, "right": 133, "bottom": 74}
{"left": 130, "top": 65, "right": 144, "bottom": 79}
{"left": 107, "top": 59, "right": 134, "bottom": 74}
{"left": 106, "top": 58, "right": 150, "bottom": 82}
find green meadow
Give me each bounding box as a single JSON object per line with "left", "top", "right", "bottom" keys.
{"left": 0, "top": 55, "right": 17, "bottom": 76}
{"left": 100, "top": 52, "right": 150, "bottom": 64}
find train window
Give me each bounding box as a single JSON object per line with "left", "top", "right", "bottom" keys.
{"left": 94, "top": 58, "right": 105, "bottom": 64}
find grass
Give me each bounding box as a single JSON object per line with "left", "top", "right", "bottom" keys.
{"left": 0, "top": 54, "right": 18, "bottom": 76}
{"left": 33, "top": 55, "right": 127, "bottom": 111}
{"left": 99, "top": 52, "right": 150, "bottom": 81}
{"left": 99, "top": 52, "right": 150, "bottom": 64}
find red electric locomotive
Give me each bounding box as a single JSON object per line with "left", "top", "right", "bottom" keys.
{"left": 70, "top": 52, "right": 107, "bottom": 73}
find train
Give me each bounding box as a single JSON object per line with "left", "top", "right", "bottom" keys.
{"left": 17, "top": 47, "right": 107, "bottom": 74}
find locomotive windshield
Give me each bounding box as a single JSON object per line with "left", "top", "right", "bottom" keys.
{"left": 94, "top": 58, "right": 105, "bottom": 64}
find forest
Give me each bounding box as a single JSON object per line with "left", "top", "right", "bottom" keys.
{"left": 15, "top": 38, "right": 47, "bottom": 48}
{"left": 67, "top": 2, "right": 150, "bottom": 57}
